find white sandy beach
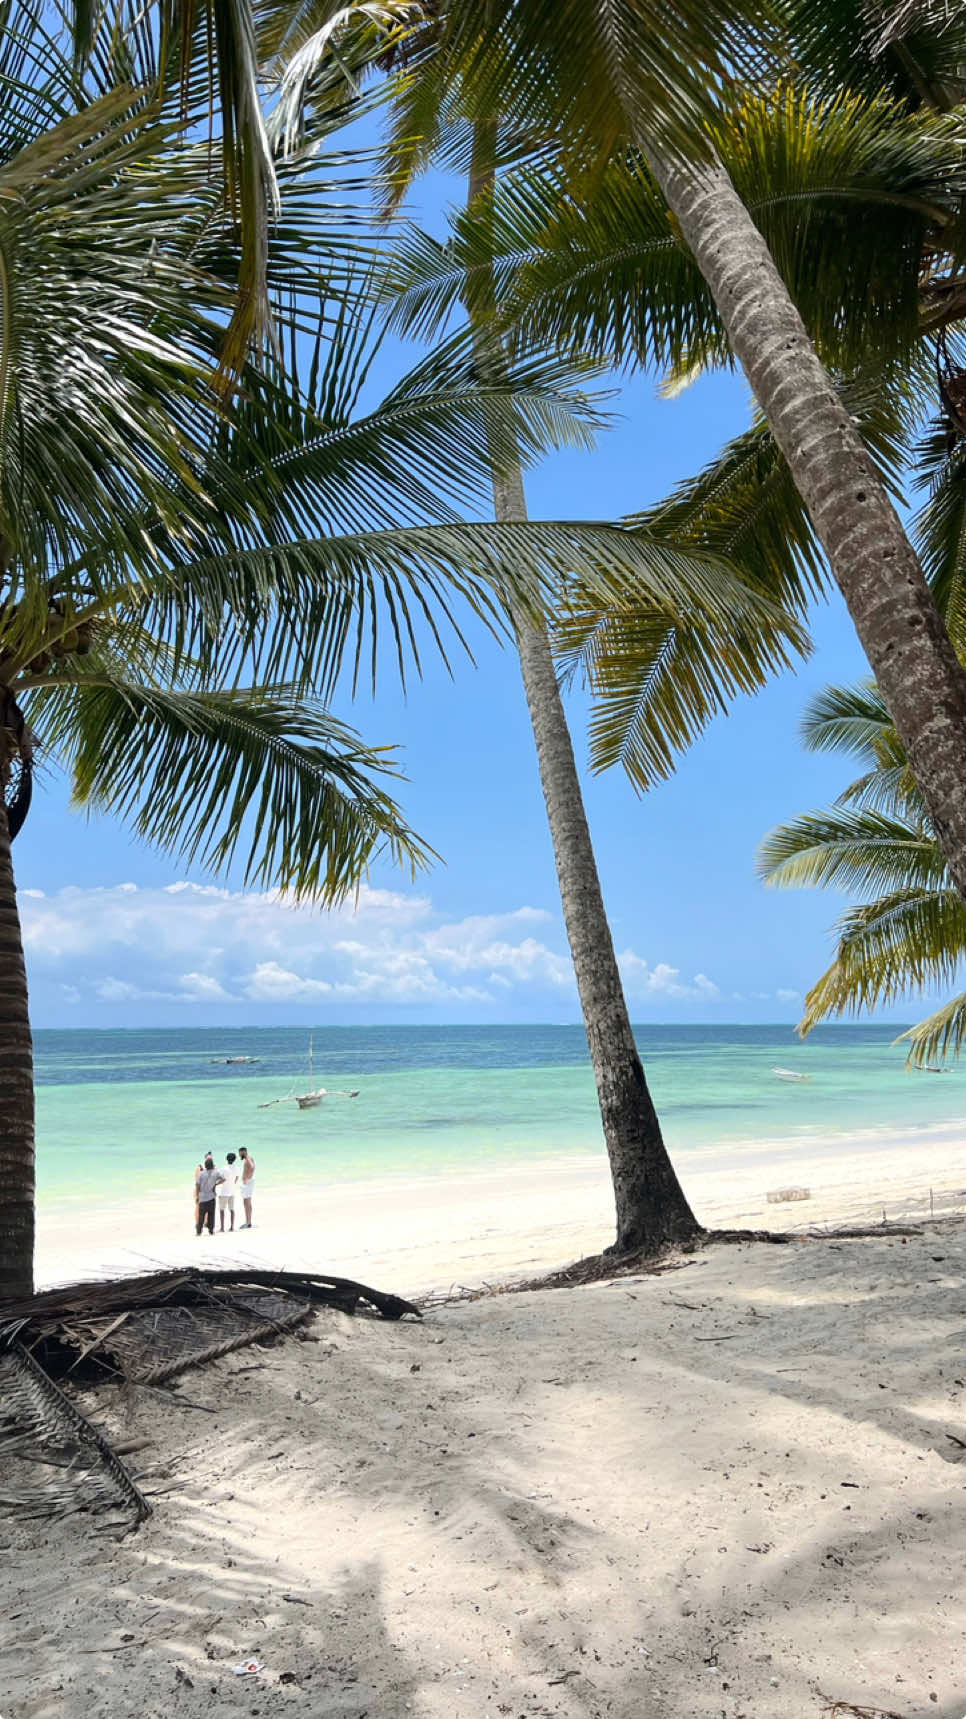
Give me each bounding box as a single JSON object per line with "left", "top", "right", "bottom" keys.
{"left": 7, "top": 1221, "right": 966, "bottom": 1719}
{"left": 34, "top": 1120, "right": 966, "bottom": 1295}
{"left": 9, "top": 1124, "right": 966, "bottom": 1719}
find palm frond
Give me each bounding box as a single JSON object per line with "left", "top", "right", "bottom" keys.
{"left": 835, "top": 761, "right": 926, "bottom": 818}
{"left": 264, "top": 1, "right": 413, "bottom": 155}
{"left": 914, "top": 429, "right": 966, "bottom": 649}
{"left": 555, "top": 569, "right": 807, "bottom": 788}
{"left": 387, "top": 85, "right": 961, "bottom": 374}
{"left": 141, "top": 516, "right": 803, "bottom": 711}
{"left": 551, "top": 362, "right": 921, "bottom": 788}
{"left": 798, "top": 679, "right": 906, "bottom": 763}
{"left": 788, "top": 0, "right": 966, "bottom": 110}
{"left": 898, "top": 989, "right": 966, "bottom": 1064}
{"left": 68, "top": 0, "right": 281, "bottom": 371}
{"left": 28, "top": 676, "right": 428, "bottom": 900}
{"left": 377, "top": 0, "right": 773, "bottom": 168}
{"left": 758, "top": 807, "right": 945, "bottom": 895}
{"left": 798, "top": 886, "right": 966, "bottom": 1028}
{"left": 0, "top": 85, "right": 246, "bottom": 581}
{"left": 626, "top": 418, "right": 823, "bottom": 605}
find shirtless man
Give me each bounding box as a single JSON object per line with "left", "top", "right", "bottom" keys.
{"left": 238, "top": 1147, "right": 256, "bottom": 1229}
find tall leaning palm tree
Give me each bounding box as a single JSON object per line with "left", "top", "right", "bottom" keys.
{"left": 264, "top": 0, "right": 966, "bottom": 917}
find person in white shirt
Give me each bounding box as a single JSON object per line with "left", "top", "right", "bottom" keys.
{"left": 218, "top": 1152, "right": 239, "bottom": 1233}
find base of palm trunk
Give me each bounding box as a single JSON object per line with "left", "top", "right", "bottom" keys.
{"left": 594, "top": 1047, "right": 702, "bottom": 1255}
{"left": 608, "top": 1176, "right": 705, "bottom": 1255}
{"left": 606, "top": 1212, "right": 705, "bottom": 1257}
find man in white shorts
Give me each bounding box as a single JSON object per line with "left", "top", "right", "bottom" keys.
{"left": 218, "top": 1152, "right": 239, "bottom": 1233}
{"left": 238, "top": 1147, "right": 256, "bottom": 1228}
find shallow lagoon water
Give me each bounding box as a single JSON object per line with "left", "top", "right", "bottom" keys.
{"left": 34, "top": 1022, "right": 966, "bottom": 1212}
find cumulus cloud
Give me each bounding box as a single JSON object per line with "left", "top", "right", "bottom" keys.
{"left": 617, "top": 951, "right": 721, "bottom": 1002}
{"left": 244, "top": 962, "right": 334, "bottom": 1002}
{"left": 20, "top": 879, "right": 723, "bottom": 1015}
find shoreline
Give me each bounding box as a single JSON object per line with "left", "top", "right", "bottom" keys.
{"left": 34, "top": 1117, "right": 966, "bottom": 1295}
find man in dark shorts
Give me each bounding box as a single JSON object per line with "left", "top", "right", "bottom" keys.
{"left": 195, "top": 1154, "right": 223, "bottom": 1236}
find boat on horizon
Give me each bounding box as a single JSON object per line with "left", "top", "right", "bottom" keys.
{"left": 211, "top": 1056, "right": 260, "bottom": 1065}
{"left": 772, "top": 1067, "right": 812, "bottom": 1083}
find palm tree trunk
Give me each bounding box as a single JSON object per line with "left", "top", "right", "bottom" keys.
{"left": 0, "top": 800, "right": 35, "bottom": 1300}
{"left": 645, "top": 141, "right": 966, "bottom": 909}
{"left": 472, "top": 125, "right": 700, "bottom": 1253}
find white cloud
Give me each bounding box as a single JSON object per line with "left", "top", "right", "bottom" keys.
{"left": 776, "top": 987, "right": 799, "bottom": 1003}
{"left": 693, "top": 974, "right": 721, "bottom": 1000}
{"left": 20, "top": 879, "right": 722, "bottom": 1014}
{"left": 618, "top": 950, "right": 721, "bottom": 1002}
{"left": 179, "top": 972, "right": 233, "bottom": 1002}
{"left": 245, "top": 962, "right": 333, "bottom": 1002}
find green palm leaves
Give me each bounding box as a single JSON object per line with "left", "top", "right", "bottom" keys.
{"left": 0, "top": 41, "right": 430, "bottom": 896}
{"left": 389, "top": 85, "right": 965, "bottom": 376}
{"left": 759, "top": 679, "right": 966, "bottom": 1065}
{"left": 34, "top": 677, "right": 427, "bottom": 899}
{"left": 0, "top": 0, "right": 814, "bottom": 909}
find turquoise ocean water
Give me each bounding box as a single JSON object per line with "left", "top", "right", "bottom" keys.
{"left": 34, "top": 1023, "right": 966, "bottom": 1213}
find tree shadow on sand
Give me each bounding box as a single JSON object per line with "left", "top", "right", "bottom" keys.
{"left": 5, "top": 1233, "right": 966, "bottom": 1719}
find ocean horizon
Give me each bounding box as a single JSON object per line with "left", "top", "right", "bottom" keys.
{"left": 33, "top": 1022, "right": 966, "bottom": 1214}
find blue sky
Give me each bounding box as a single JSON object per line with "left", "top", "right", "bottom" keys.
{"left": 19, "top": 352, "right": 917, "bottom": 1031}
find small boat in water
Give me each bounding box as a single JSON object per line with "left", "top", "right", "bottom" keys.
{"left": 772, "top": 1067, "right": 812, "bottom": 1083}
{"left": 258, "top": 1037, "right": 359, "bottom": 1111}
{"left": 211, "top": 1056, "right": 260, "bottom": 1065}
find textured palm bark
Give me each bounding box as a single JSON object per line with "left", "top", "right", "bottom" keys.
{"left": 0, "top": 800, "right": 34, "bottom": 1300}
{"left": 647, "top": 142, "right": 966, "bottom": 907}
{"left": 505, "top": 513, "right": 701, "bottom": 1248}
{"left": 469, "top": 126, "right": 700, "bottom": 1252}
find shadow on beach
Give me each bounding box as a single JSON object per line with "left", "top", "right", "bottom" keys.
{"left": 4, "top": 1230, "right": 966, "bottom": 1718}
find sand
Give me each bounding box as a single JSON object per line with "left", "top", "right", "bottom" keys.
{"left": 8, "top": 1126, "right": 966, "bottom": 1718}
{"left": 5, "top": 1224, "right": 966, "bottom": 1719}
{"left": 34, "top": 1119, "right": 966, "bottom": 1296}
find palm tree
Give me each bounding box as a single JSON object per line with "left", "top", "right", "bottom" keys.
{"left": 267, "top": 5, "right": 909, "bottom": 1253}
{"left": 467, "top": 123, "right": 699, "bottom": 1253}
{"left": 1, "top": 1, "right": 793, "bottom": 1293}
{"left": 757, "top": 679, "right": 966, "bottom": 1068}
{"left": 262, "top": 0, "right": 966, "bottom": 917}
{"left": 271, "top": 19, "right": 718, "bottom": 1253}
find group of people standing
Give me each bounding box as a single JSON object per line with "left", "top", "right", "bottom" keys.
{"left": 194, "top": 1148, "right": 255, "bottom": 1236}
